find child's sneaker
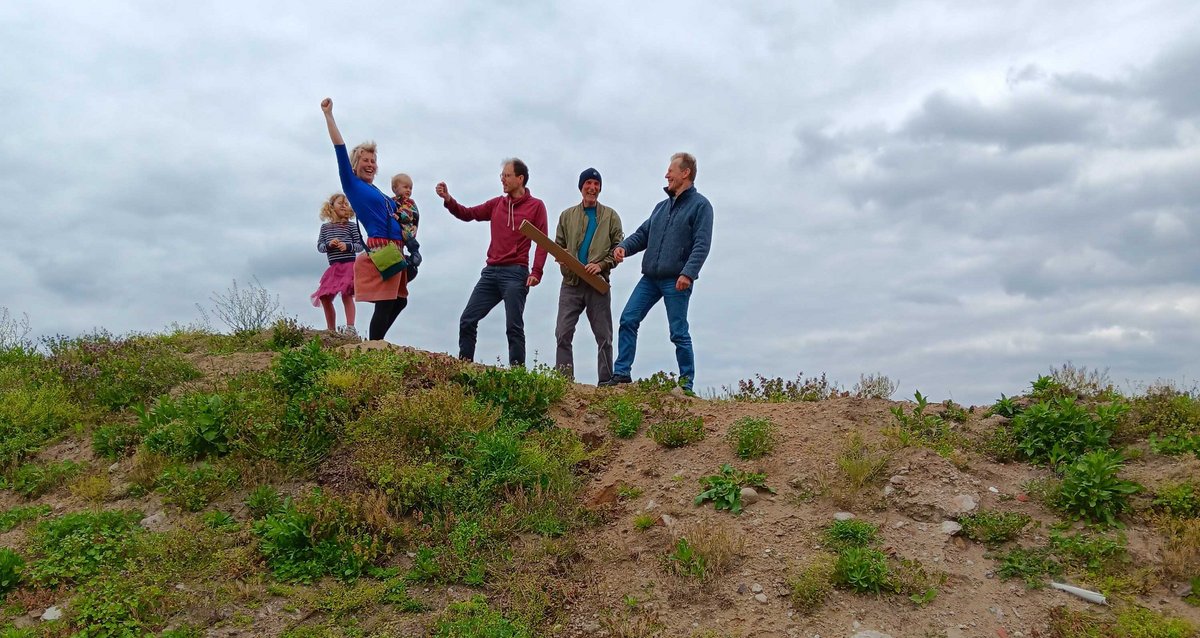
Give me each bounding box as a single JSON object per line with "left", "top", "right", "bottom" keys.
{"left": 339, "top": 325, "right": 359, "bottom": 340}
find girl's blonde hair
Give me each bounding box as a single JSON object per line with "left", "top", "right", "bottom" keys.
{"left": 319, "top": 193, "right": 354, "bottom": 222}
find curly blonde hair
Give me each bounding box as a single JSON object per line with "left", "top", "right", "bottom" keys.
{"left": 319, "top": 193, "right": 354, "bottom": 222}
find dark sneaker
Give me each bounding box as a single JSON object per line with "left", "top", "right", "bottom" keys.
{"left": 599, "top": 374, "right": 632, "bottom": 387}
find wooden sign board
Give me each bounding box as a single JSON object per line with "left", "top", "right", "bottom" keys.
{"left": 519, "top": 220, "right": 610, "bottom": 294}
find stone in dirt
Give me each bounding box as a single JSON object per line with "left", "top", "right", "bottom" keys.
{"left": 740, "top": 487, "right": 760, "bottom": 505}
{"left": 41, "top": 607, "right": 63, "bottom": 621}
{"left": 948, "top": 494, "right": 977, "bottom": 515}
{"left": 851, "top": 632, "right": 893, "bottom": 638}
{"left": 753, "top": 593, "right": 768, "bottom": 603}
{"left": 834, "top": 512, "right": 855, "bottom": 521}
{"left": 941, "top": 521, "right": 963, "bottom": 535}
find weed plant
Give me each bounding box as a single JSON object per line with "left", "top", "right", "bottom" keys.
{"left": 0, "top": 361, "right": 85, "bottom": 472}
{"left": 725, "top": 416, "right": 778, "bottom": 459}
{"left": 267, "top": 317, "right": 308, "bottom": 351}
{"left": 0, "top": 504, "right": 51, "bottom": 532}
{"left": 1047, "top": 362, "right": 1115, "bottom": 399}
{"left": 891, "top": 558, "right": 945, "bottom": 605}
{"left": 27, "top": 509, "right": 143, "bottom": 587}
{"left": 246, "top": 484, "right": 284, "bottom": 519}
{"left": 648, "top": 416, "right": 705, "bottom": 448}
{"left": 197, "top": 276, "right": 281, "bottom": 335}
{"left": 431, "top": 596, "right": 535, "bottom": 638}
{"left": 0, "top": 548, "right": 23, "bottom": 596}
{"left": 1055, "top": 450, "right": 1141, "bottom": 526}
{"left": 824, "top": 519, "right": 879, "bottom": 550}
{"left": 254, "top": 490, "right": 386, "bottom": 583}
{"left": 2, "top": 459, "right": 86, "bottom": 498}
{"left": 273, "top": 338, "right": 335, "bottom": 398}
{"left": 694, "top": 464, "right": 772, "bottom": 514}
{"left": 851, "top": 373, "right": 897, "bottom": 399}
{"left": 1048, "top": 605, "right": 1195, "bottom": 638}
{"left": 1152, "top": 482, "right": 1199, "bottom": 518}
{"left": 724, "top": 372, "right": 840, "bottom": 402}
{"left": 836, "top": 433, "right": 890, "bottom": 491}
{"left": 69, "top": 473, "right": 112, "bottom": 504}
{"left": 1012, "top": 397, "right": 1125, "bottom": 468}
{"left": 141, "top": 392, "right": 233, "bottom": 460}
{"left": 994, "top": 546, "right": 1062, "bottom": 588}
{"left": 833, "top": 547, "right": 890, "bottom": 593}
{"left": 1119, "top": 383, "right": 1200, "bottom": 444}
{"left": 156, "top": 462, "right": 236, "bottom": 511}
{"left": 887, "top": 391, "right": 962, "bottom": 458}
{"left": 604, "top": 395, "right": 643, "bottom": 438}
{"left": 662, "top": 523, "right": 742, "bottom": 584}
{"left": 457, "top": 364, "right": 567, "bottom": 429}
{"left": 975, "top": 422, "right": 1021, "bottom": 463}
{"left": 633, "top": 514, "right": 656, "bottom": 531}
{"left": 958, "top": 510, "right": 1032, "bottom": 546}
{"left": 788, "top": 554, "right": 835, "bottom": 615}
{"left": 1049, "top": 530, "right": 1128, "bottom": 575}
{"left": 987, "top": 394, "right": 1021, "bottom": 418}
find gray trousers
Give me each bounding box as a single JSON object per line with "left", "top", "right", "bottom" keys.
{"left": 554, "top": 282, "right": 613, "bottom": 383}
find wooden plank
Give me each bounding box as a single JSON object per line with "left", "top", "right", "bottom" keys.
{"left": 519, "top": 220, "right": 610, "bottom": 294}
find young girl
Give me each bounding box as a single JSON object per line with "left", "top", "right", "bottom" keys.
{"left": 311, "top": 193, "right": 365, "bottom": 334}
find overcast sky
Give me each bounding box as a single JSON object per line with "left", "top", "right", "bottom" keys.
{"left": 3, "top": 1, "right": 1199, "bottom": 404}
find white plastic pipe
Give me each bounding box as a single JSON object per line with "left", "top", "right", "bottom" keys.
{"left": 1050, "top": 582, "right": 1107, "bottom": 605}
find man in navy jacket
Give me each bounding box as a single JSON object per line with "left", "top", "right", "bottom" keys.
{"left": 601, "top": 152, "right": 713, "bottom": 392}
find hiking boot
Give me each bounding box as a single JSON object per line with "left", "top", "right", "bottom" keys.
{"left": 339, "top": 325, "right": 360, "bottom": 340}
{"left": 599, "top": 374, "right": 632, "bottom": 387}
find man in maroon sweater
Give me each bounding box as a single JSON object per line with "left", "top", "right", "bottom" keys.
{"left": 436, "top": 158, "right": 549, "bottom": 366}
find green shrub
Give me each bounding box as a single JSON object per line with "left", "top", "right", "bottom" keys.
{"left": 665, "top": 536, "right": 707, "bottom": 579}
{"left": 44, "top": 331, "right": 200, "bottom": 410}
{"left": 268, "top": 317, "right": 308, "bottom": 351}
{"left": 995, "top": 546, "right": 1062, "bottom": 588}
{"left": 246, "top": 484, "right": 284, "bottom": 519}
{"left": 1153, "top": 482, "right": 1200, "bottom": 518}
{"left": 69, "top": 575, "right": 165, "bottom": 636}
{"left": 694, "top": 464, "right": 772, "bottom": 515}
{"left": 824, "top": 519, "right": 879, "bottom": 549}
{"left": 1049, "top": 530, "right": 1127, "bottom": 575}
{"left": 348, "top": 385, "right": 497, "bottom": 459}
{"left": 976, "top": 423, "right": 1020, "bottom": 463}
{"left": 0, "top": 548, "right": 23, "bottom": 596}
{"left": 648, "top": 416, "right": 705, "bottom": 447}
{"left": 987, "top": 394, "right": 1021, "bottom": 418}
{"left": 363, "top": 461, "right": 453, "bottom": 514}
{"left": 833, "top": 546, "right": 890, "bottom": 593}
{"left": 156, "top": 463, "right": 235, "bottom": 511}
{"left": 92, "top": 419, "right": 145, "bottom": 460}
{"left": 272, "top": 338, "right": 335, "bottom": 398}
{"left": 604, "top": 396, "right": 643, "bottom": 439}
{"left": 1121, "top": 384, "right": 1200, "bottom": 444}
{"left": 230, "top": 370, "right": 343, "bottom": 468}
{"left": 253, "top": 489, "right": 383, "bottom": 583}
{"left": 1049, "top": 605, "right": 1196, "bottom": 638}
{"left": 2, "top": 460, "right": 85, "bottom": 498}
{"left": 27, "top": 509, "right": 142, "bottom": 587}
{"left": 457, "top": 364, "right": 567, "bottom": 429}
{"left": 0, "top": 504, "right": 51, "bottom": 532}
{"left": 142, "top": 392, "right": 233, "bottom": 460}
{"left": 0, "top": 365, "right": 85, "bottom": 472}
{"left": 725, "top": 416, "right": 778, "bottom": 459}
{"left": 1149, "top": 431, "right": 1200, "bottom": 457}
{"left": 1055, "top": 450, "right": 1141, "bottom": 526}
{"left": 431, "top": 596, "right": 534, "bottom": 638}
{"left": 1012, "top": 397, "right": 1124, "bottom": 467}
{"left": 958, "top": 510, "right": 1031, "bottom": 547}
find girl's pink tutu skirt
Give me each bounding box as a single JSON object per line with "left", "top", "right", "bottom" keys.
{"left": 310, "top": 261, "right": 355, "bottom": 306}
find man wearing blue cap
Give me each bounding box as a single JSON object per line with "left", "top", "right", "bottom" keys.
{"left": 553, "top": 168, "right": 624, "bottom": 384}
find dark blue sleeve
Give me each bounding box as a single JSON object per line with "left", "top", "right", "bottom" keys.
{"left": 621, "top": 215, "right": 652, "bottom": 256}
{"left": 681, "top": 200, "right": 713, "bottom": 281}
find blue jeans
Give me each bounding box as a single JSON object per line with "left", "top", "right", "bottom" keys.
{"left": 459, "top": 265, "right": 530, "bottom": 366}
{"left": 614, "top": 276, "right": 694, "bottom": 389}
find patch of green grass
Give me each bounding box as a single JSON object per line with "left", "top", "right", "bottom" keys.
{"left": 1, "top": 459, "right": 86, "bottom": 498}
{"left": 648, "top": 416, "right": 705, "bottom": 448}
{"left": 1048, "top": 605, "right": 1195, "bottom": 638}
{"left": 0, "top": 362, "right": 86, "bottom": 473}
{"left": 246, "top": 484, "right": 284, "bottom": 519}
{"left": 1049, "top": 530, "right": 1128, "bottom": 575}
{"left": 725, "top": 416, "right": 778, "bottom": 459}
{"left": 0, "top": 504, "right": 51, "bottom": 532}
{"left": 665, "top": 536, "right": 708, "bottom": 579}
{"left": 1152, "top": 481, "right": 1200, "bottom": 518}
{"left": 156, "top": 462, "right": 236, "bottom": 512}
{"left": 44, "top": 330, "right": 200, "bottom": 411}
{"left": 26, "top": 509, "right": 143, "bottom": 587}
{"left": 994, "top": 546, "right": 1062, "bottom": 588}
{"left": 1119, "top": 383, "right": 1200, "bottom": 447}
{"left": 958, "top": 510, "right": 1032, "bottom": 546}
{"left": 694, "top": 464, "right": 773, "bottom": 515}
{"left": 0, "top": 548, "right": 23, "bottom": 596}
{"left": 457, "top": 364, "right": 567, "bottom": 429}
{"left": 141, "top": 392, "right": 234, "bottom": 460}
{"left": 633, "top": 514, "right": 656, "bottom": 531}
{"left": 430, "top": 596, "right": 534, "bottom": 638}
{"left": 824, "top": 519, "right": 879, "bottom": 549}
{"left": 836, "top": 432, "right": 890, "bottom": 490}
{"left": 253, "top": 489, "right": 386, "bottom": 583}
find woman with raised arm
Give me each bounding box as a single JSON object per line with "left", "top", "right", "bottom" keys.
{"left": 320, "top": 97, "right": 409, "bottom": 341}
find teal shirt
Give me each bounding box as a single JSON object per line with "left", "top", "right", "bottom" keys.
{"left": 577, "top": 207, "right": 598, "bottom": 263}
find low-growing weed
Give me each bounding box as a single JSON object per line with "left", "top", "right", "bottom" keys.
{"left": 26, "top": 509, "right": 143, "bottom": 587}
{"left": 940, "top": 400, "right": 969, "bottom": 423}
{"left": 958, "top": 510, "right": 1032, "bottom": 546}
{"left": 157, "top": 462, "right": 236, "bottom": 511}
{"left": 851, "top": 373, "right": 897, "bottom": 399}
{"left": 0, "top": 504, "right": 51, "bottom": 532}
{"left": 253, "top": 489, "right": 386, "bottom": 583}
{"left": 267, "top": 317, "right": 308, "bottom": 351}
{"left": 246, "top": 484, "right": 284, "bottom": 519}
{"left": 694, "top": 464, "right": 772, "bottom": 515}
{"left": 45, "top": 330, "right": 200, "bottom": 410}
{"left": 648, "top": 416, "right": 705, "bottom": 448}
{"left": 202, "top": 510, "right": 239, "bottom": 530}
{"left": 724, "top": 372, "right": 840, "bottom": 402}
{"left": 833, "top": 546, "right": 890, "bottom": 593}
{"left": 272, "top": 338, "right": 335, "bottom": 398}
{"left": 1055, "top": 450, "right": 1141, "bottom": 526}
{"left": 994, "top": 546, "right": 1062, "bottom": 588}
{"left": 1048, "top": 605, "right": 1195, "bottom": 638}
{"left": 2, "top": 459, "right": 86, "bottom": 498}
{"left": 1154, "top": 514, "right": 1200, "bottom": 582}
{"left": 457, "top": 363, "right": 567, "bottom": 429}
{"left": 430, "top": 596, "right": 535, "bottom": 638}
{"left": 1012, "top": 397, "right": 1125, "bottom": 468}
{"left": 68, "top": 473, "right": 112, "bottom": 504}
{"left": 1049, "top": 531, "right": 1127, "bottom": 575}
{"left": 633, "top": 514, "right": 656, "bottom": 531}
{"left": 1153, "top": 482, "right": 1200, "bottom": 518}
{"left": 604, "top": 396, "right": 643, "bottom": 439}
{"left": 887, "top": 392, "right": 962, "bottom": 458}
{"left": 1120, "top": 383, "right": 1200, "bottom": 445}
{"left": 0, "top": 365, "right": 84, "bottom": 473}
{"left": 617, "top": 484, "right": 643, "bottom": 500}
{"left": 836, "top": 433, "right": 890, "bottom": 491}
{"left": 987, "top": 394, "right": 1021, "bottom": 419}
{"left": 662, "top": 522, "right": 742, "bottom": 584}
{"left": 891, "top": 557, "right": 945, "bottom": 605}
{"left": 824, "top": 519, "right": 878, "bottom": 550}
{"left": 725, "top": 416, "right": 778, "bottom": 459}
{"left": 788, "top": 554, "right": 835, "bottom": 615}
{"left": 975, "top": 423, "right": 1020, "bottom": 463}
{"left": 141, "top": 392, "right": 233, "bottom": 460}
{"left": 0, "top": 548, "right": 23, "bottom": 596}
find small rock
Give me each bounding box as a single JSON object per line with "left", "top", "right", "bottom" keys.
{"left": 753, "top": 593, "right": 768, "bottom": 604}
{"left": 988, "top": 486, "right": 999, "bottom": 493}
{"left": 41, "top": 607, "right": 63, "bottom": 622}
{"left": 888, "top": 475, "right": 907, "bottom": 485}
{"left": 751, "top": 583, "right": 763, "bottom": 593}
{"left": 947, "top": 494, "right": 977, "bottom": 515}
{"left": 644, "top": 499, "right": 658, "bottom": 511}
{"left": 740, "top": 487, "right": 760, "bottom": 505}
{"left": 580, "top": 621, "right": 602, "bottom": 633}
{"left": 139, "top": 512, "right": 167, "bottom": 530}
{"left": 659, "top": 513, "right": 676, "bottom": 528}
{"left": 834, "top": 512, "right": 855, "bottom": 521}
{"left": 108, "top": 462, "right": 119, "bottom": 472}
{"left": 737, "top": 583, "right": 747, "bottom": 594}
{"left": 940, "top": 521, "right": 962, "bottom": 535}
{"left": 882, "top": 485, "right": 895, "bottom": 496}
{"left": 1015, "top": 493, "right": 1029, "bottom": 502}
{"left": 1174, "top": 581, "right": 1194, "bottom": 597}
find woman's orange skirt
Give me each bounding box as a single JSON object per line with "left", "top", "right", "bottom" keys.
{"left": 354, "top": 239, "right": 409, "bottom": 302}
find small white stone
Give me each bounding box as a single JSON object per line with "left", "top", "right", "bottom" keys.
{"left": 754, "top": 593, "right": 768, "bottom": 603}
{"left": 941, "top": 521, "right": 962, "bottom": 535}
{"left": 740, "top": 487, "right": 760, "bottom": 505}
{"left": 988, "top": 486, "right": 999, "bottom": 493}
{"left": 834, "top": 512, "right": 855, "bottom": 521}
{"left": 41, "top": 607, "right": 63, "bottom": 621}
{"left": 751, "top": 583, "right": 763, "bottom": 593}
